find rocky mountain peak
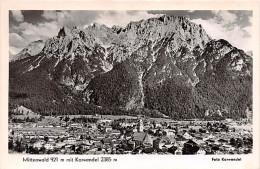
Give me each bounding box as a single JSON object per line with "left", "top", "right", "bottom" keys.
{"left": 57, "top": 26, "right": 71, "bottom": 38}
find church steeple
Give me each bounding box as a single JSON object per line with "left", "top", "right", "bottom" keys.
{"left": 137, "top": 119, "right": 143, "bottom": 132}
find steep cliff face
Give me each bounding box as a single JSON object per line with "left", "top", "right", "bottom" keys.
{"left": 9, "top": 15, "right": 252, "bottom": 118}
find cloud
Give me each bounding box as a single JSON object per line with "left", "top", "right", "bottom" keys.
{"left": 9, "top": 21, "right": 60, "bottom": 55}
{"left": 42, "top": 11, "right": 58, "bottom": 20}
{"left": 191, "top": 18, "right": 252, "bottom": 52}
{"left": 9, "top": 45, "right": 23, "bottom": 55}
{"left": 42, "top": 10, "right": 162, "bottom": 28}
{"left": 212, "top": 11, "right": 237, "bottom": 25}
{"left": 93, "top": 11, "right": 162, "bottom": 27}
{"left": 9, "top": 33, "right": 25, "bottom": 48}
{"left": 11, "top": 10, "right": 24, "bottom": 22}
{"left": 18, "top": 21, "right": 60, "bottom": 42}
{"left": 193, "top": 11, "right": 253, "bottom": 52}
{"left": 42, "top": 11, "right": 100, "bottom": 29}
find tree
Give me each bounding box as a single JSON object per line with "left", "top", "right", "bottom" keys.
{"left": 64, "top": 116, "right": 70, "bottom": 122}
{"left": 80, "top": 135, "right": 84, "bottom": 140}
{"left": 76, "top": 145, "right": 83, "bottom": 154}
{"left": 168, "top": 146, "right": 177, "bottom": 154}
{"left": 230, "top": 138, "right": 236, "bottom": 146}
{"left": 162, "top": 131, "right": 167, "bottom": 136}
{"left": 40, "top": 146, "right": 46, "bottom": 154}
{"left": 44, "top": 136, "right": 49, "bottom": 143}
{"left": 71, "top": 145, "right": 76, "bottom": 153}
{"left": 235, "top": 138, "right": 243, "bottom": 148}
{"left": 8, "top": 140, "right": 13, "bottom": 150}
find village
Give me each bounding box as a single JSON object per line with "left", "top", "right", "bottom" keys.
{"left": 8, "top": 106, "right": 253, "bottom": 155}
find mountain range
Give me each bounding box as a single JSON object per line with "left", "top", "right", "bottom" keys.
{"left": 9, "top": 15, "right": 252, "bottom": 119}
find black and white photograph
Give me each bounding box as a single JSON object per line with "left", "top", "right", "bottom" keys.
{"left": 7, "top": 9, "right": 254, "bottom": 156}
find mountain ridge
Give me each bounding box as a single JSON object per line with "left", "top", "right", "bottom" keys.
{"left": 9, "top": 15, "right": 252, "bottom": 119}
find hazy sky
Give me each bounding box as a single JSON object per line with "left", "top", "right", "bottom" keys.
{"left": 9, "top": 10, "right": 253, "bottom": 56}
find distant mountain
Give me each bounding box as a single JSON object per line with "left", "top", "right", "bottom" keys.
{"left": 246, "top": 50, "right": 253, "bottom": 57}
{"left": 9, "top": 15, "right": 252, "bottom": 119}
{"left": 11, "top": 40, "right": 45, "bottom": 62}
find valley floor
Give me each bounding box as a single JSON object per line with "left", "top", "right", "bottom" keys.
{"left": 8, "top": 114, "right": 253, "bottom": 155}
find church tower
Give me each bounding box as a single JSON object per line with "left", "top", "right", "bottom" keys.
{"left": 137, "top": 119, "right": 144, "bottom": 132}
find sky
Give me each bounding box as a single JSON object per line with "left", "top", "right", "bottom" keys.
{"left": 9, "top": 10, "right": 253, "bottom": 56}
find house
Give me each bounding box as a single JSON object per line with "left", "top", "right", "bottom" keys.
{"left": 169, "top": 121, "right": 179, "bottom": 126}
{"left": 37, "top": 123, "right": 45, "bottom": 128}
{"left": 94, "top": 141, "right": 103, "bottom": 149}
{"left": 153, "top": 138, "right": 164, "bottom": 150}
{"left": 221, "top": 145, "right": 236, "bottom": 152}
{"left": 164, "top": 129, "right": 175, "bottom": 136}
{"left": 102, "top": 138, "right": 112, "bottom": 145}
{"left": 104, "top": 126, "right": 112, "bottom": 133}
{"left": 183, "top": 140, "right": 200, "bottom": 154}
{"left": 95, "top": 135, "right": 105, "bottom": 141}
{"left": 142, "top": 133, "right": 153, "bottom": 148}
{"left": 133, "top": 128, "right": 138, "bottom": 133}
{"left": 113, "top": 140, "right": 121, "bottom": 147}
{"left": 80, "top": 143, "right": 90, "bottom": 150}
{"left": 127, "top": 140, "right": 135, "bottom": 150}
{"left": 38, "top": 134, "right": 45, "bottom": 139}
{"left": 88, "top": 123, "right": 97, "bottom": 129}
{"left": 188, "top": 125, "right": 201, "bottom": 132}
{"left": 14, "top": 132, "right": 23, "bottom": 138}
{"left": 10, "top": 123, "right": 23, "bottom": 129}
{"left": 83, "top": 140, "right": 94, "bottom": 146}
{"left": 205, "top": 139, "right": 215, "bottom": 145}
{"left": 70, "top": 123, "right": 83, "bottom": 129}
{"left": 133, "top": 133, "right": 144, "bottom": 143}
{"left": 132, "top": 132, "right": 152, "bottom": 148}
{"left": 182, "top": 132, "right": 193, "bottom": 140}
{"left": 56, "top": 142, "right": 66, "bottom": 148}
{"left": 48, "top": 133, "right": 55, "bottom": 139}
{"left": 67, "top": 137, "right": 76, "bottom": 144}
{"left": 192, "top": 138, "right": 206, "bottom": 147}
{"left": 44, "top": 143, "right": 54, "bottom": 150}
{"left": 142, "top": 147, "right": 155, "bottom": 154}
{"left": 33, "top": 141, "right": 44, "bottom": 149}
{"left": 197, "top": 147, "right": 206, "bottom": 155}
{"left": 99, "top": 119, "right": 112, "bottom": 124}
{"left": 175, "top": 147, "right": 183, "bottom": 155}
{"left": 111, "top": 129, "right": 121, "bottom": 136}
{"left": 45, "top": 124, "right": 54, "bottom": 128}
{"left": 24, "top": 134, "right": 30, "bottom": 139}
{"left": 175, "top": 137, "right": 188, "bottom": 148}
{"left": 61, "top": 122, "right": 67, "bottom": 127}
{"left": 120, "top": 122, "right": 135, "bottom": 127}
{"left": 29, "top": 134, "right": 37, "bottom": 139}
{"left": 60, "top": 148, "right": 66, "bottom": 154}
{"left": 216, "top": 138, "right": 229, "bottom": 145}
{"left": 48, "top": 138, "right": 56, "bottom": 144}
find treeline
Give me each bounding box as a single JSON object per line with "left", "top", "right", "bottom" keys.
{"left": 144, "top": 72, "right": 252, "bottom": 120}
{"left": 144, "top": 78, "right": 201, "bottom": 120}
{"left": 87, "top": 61, "right": 139, "bottom": 108}
{"left": 195, "top": 70, "right": 252, "bottom": 119}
